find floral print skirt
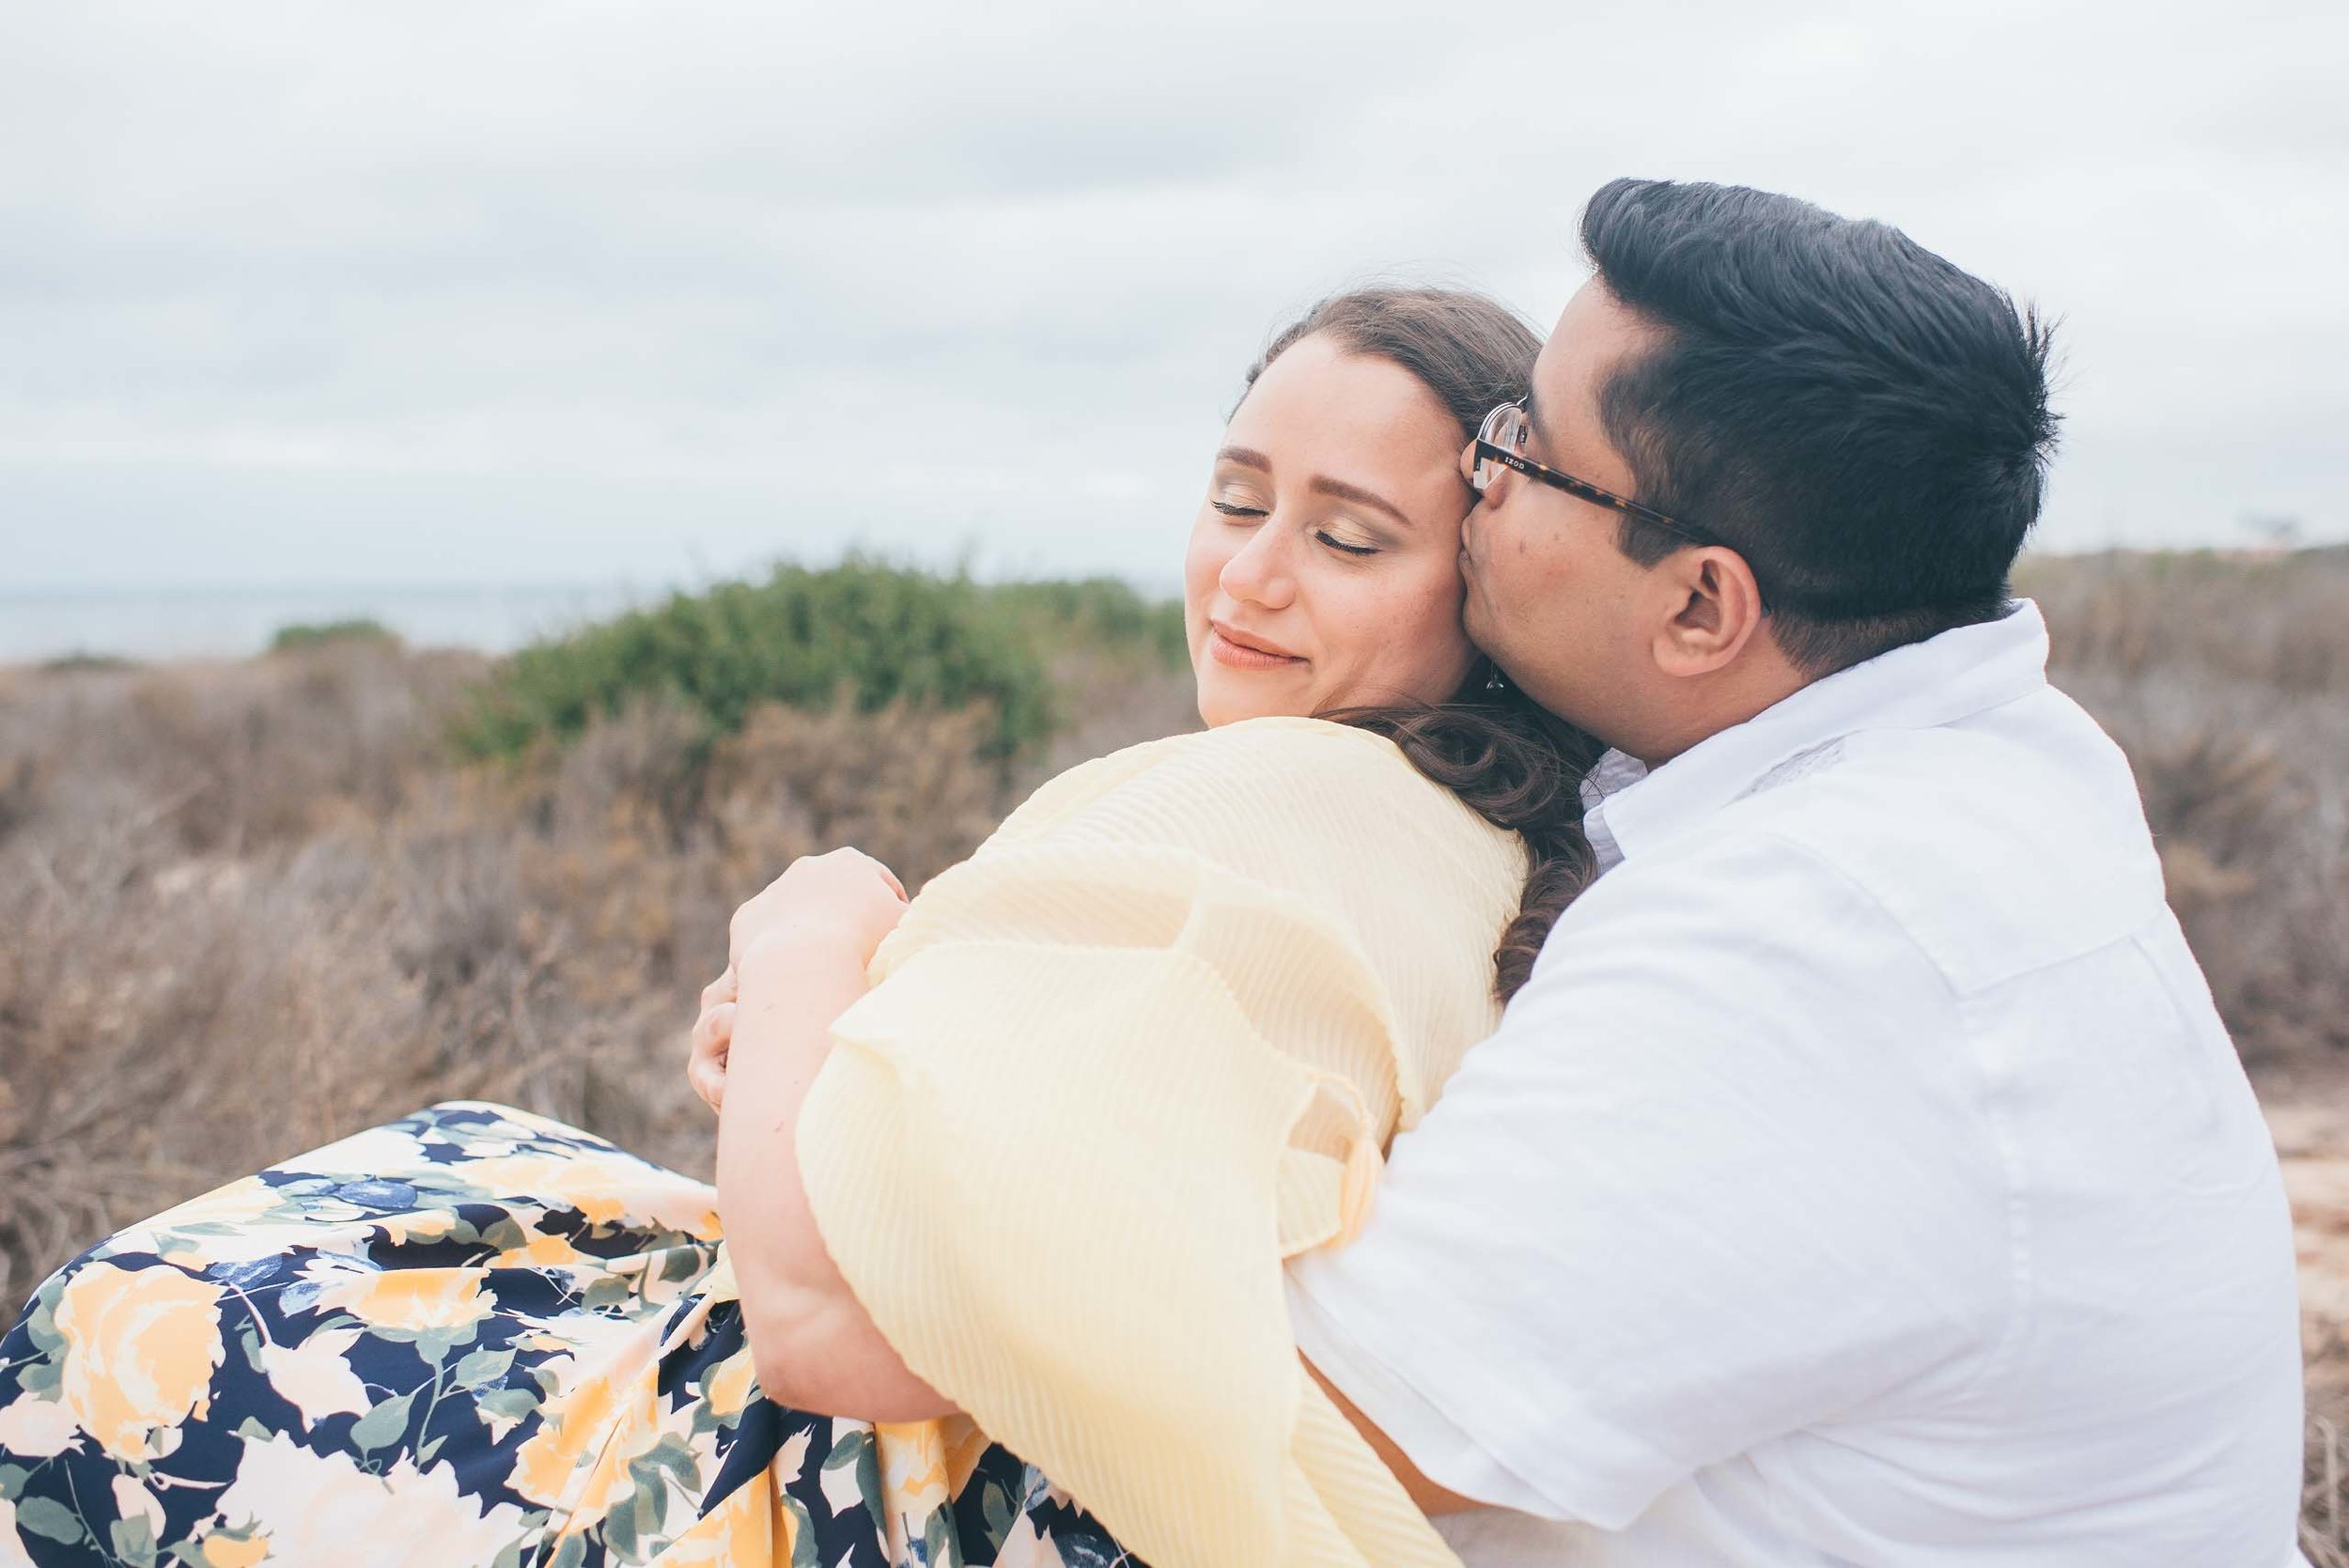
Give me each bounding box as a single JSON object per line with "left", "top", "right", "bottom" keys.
{"left": 0, "top": 1103, "right": 1136, "bottom": 1567}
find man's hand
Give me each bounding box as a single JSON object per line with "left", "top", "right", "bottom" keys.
{"left": 687, "top": 966, "right": 739, "bottom": 1113}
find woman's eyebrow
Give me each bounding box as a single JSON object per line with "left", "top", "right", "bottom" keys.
{"left": 1214, "top": 446, "right": 1411, "bottom": 529}
{"left": 1310, "top": 475, "right": 1412, "bottom": 529}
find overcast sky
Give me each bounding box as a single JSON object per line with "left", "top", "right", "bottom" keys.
{"left": 3, "top": 0, "right": 2344, "bottom": 599}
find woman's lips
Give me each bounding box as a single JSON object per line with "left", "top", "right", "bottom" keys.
{"left": 1206, "top": 621, "right": 1305, "bottom": 671}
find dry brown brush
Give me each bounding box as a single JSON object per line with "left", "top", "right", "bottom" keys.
{"left": 2, "top": 551, "right": 2343, "bottom": 1547}
{"left": 0, "top": 639, "right": 1197, "bottom": 1309}
{"left": 2019, "top": 547, "right": 2349, "bottom": 1560}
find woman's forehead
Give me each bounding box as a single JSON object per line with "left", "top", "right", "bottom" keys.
{"left": 1230, "top": 338, "right": 1459, "bottom": 469}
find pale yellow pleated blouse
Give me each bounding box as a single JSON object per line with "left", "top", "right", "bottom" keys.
{"left": 797, "top": 715, "right": 1527, "bottom": 1568}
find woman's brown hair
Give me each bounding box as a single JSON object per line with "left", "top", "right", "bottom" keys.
{"left": 1241, "top": 287, "right": 1605, "bottom": 1001}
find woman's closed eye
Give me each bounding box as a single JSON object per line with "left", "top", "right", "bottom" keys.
{"left": 1211, "top": 499, "right": 1380, "bottom": 558}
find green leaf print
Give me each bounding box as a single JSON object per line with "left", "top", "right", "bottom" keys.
{"left": 644, "top": 1436, "right": 699, "bottom": 1484}
{"left": 0, "top": 1462, "right": 26, "bottom": 1500}
{"left": 480, "top": 1218, "right": 530, "bottom": 1253}
{"left": 109, "top": 1513, "right": 160, "bottom": 1568}
{"left": 785, "top": 1498, "right": 821, "bottom": 1568}
{"left": 925, "top": 1506, "right": 959, "bottom": 1568}
{"left": 475, "top": 1387, "right": 540, "bottom": 1422}
{"left": 270, "top": 1177, "right": 341, "bottom": 1201}
{"left": 603, "top": 1498, "right": 641, "bottom": 1561}
{"left": 393, "top": 1321, "right": 478, "bottom": 1357}
{"left": 626, "top": 1452, "right": 669, "bottom": 1506}
{"left": 632, "top": 1473, "right": 665, "bottom": 1537}
{"left": 451, "top": 1346, "right": 515, "bottom": 1389}
{"left": 581, "top": 1275, "right": 637, "bottom": 1312}
{"left": 981, "top": 1479, "right": 1015, "bottom": 1548}
{"left": 23, "top": 1296, "right": 63, "bottom": 1354}
{"left": 349, "top": 1389, "right": 416, "bottom": 1452}
{"left": 11, "top": 1495, "right": 87, "bottom": 1545}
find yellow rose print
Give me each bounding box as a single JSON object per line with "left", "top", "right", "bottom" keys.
{"left": 320, "top": 1267, "right": 492, "bottom": 1333}
{"left": 198, "top": 1530, "right": 271, "bottom": 1568}
{"left": 54, "top": 1261, "right": 226, "bottom": 1461}
{"left": 0, "top": 1102, "right": 1132, "bottom": 1562}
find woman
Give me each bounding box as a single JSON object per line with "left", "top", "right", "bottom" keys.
{"left": 0, "top": 289, "right": 1597, "bottom": 1567}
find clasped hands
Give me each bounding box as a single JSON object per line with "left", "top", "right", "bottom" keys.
{"left": 687, "top": 847, "right": 909, "bottom": 1112}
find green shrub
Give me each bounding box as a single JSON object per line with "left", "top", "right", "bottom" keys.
{"left": 981, "top": 577, "right": 1188, "bottom": 668}
{"left": 977, "top": 580, "right": 1184, "bottom": 666}
{"left": 36, "top": 651, "right": 139, "bottom": 674}
{"left": 270, "top": 617, "right": 399, "bottom": 653}
{"left": 451, "top": 560, "right": 1166, "bottom": 762}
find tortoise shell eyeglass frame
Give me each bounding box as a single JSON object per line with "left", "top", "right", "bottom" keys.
{"left": 1465, "top": 396, "right": 1781, "bottom": 614}
{"left": 1466, "top": 397, "right": 1719, "bottom": 551}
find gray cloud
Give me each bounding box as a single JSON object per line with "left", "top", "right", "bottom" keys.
{"left": 2, "top": 0, "right": 2344, "bottom": 602}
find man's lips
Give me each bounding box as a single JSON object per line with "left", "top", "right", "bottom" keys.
{"left": 1206, "top": 620, "right": 1305, "bottom": 669}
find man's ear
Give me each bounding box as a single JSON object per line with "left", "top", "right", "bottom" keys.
{"left": 1650, "top": 547, "right": 1767, "bottom": 676}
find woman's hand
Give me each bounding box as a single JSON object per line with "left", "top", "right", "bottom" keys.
{"left": 707, "top": 845, "right": 951, "bottom": 1421}
{"left": 729, "top": 847, "right": 909, "bottom": 975}
{"left": 690, "top": 849, "right": 909, "bottom": 1113}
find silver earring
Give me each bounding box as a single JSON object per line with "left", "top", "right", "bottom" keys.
{"left": 1485, "top": 666, "right": 1507, "bottom": 693}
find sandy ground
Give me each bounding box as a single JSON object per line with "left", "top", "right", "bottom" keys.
{"left": 2269, "top": 1079, "right": 2349, "bottom": 1560}
{"left": 2276, "top": 1090, "right": 2349, "bottom": 1413}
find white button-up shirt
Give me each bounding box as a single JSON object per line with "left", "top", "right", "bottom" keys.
{"left": 1288, "top": 601, "right": 2308, "bottom": 1567}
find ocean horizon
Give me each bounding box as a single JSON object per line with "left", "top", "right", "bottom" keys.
{"left": 6, "top": 544, "right": 2321, "bottom": 669}
{"left": 0, "top": 567, "right": 1194, "bottom": 667}
{"left": 0, "top": 581, "right": 656, "bottom": 666}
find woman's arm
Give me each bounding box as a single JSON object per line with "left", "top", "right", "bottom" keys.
{"left": 713, "top": 850, "right": 958, "bottom": 1422}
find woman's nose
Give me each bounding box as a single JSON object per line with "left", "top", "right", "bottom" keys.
{"left": 1218, "top": 520, "right": 1296, "bottom": 610}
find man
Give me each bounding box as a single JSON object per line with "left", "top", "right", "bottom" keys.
{"left": 1291, "top": 179, "right": 2309, "bottom": 1565}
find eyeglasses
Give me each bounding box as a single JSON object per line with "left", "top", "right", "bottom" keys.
{"left": 1467, "top": 398, "right": 1718, "bottom": 551}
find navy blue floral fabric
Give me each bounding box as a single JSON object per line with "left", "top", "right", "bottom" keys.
{"left": 0, "top": 1103, "right": 1138, "bottom": 1566}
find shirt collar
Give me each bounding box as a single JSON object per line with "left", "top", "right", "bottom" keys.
{"left": 1588, "top": 598, "right": 2051, "bottom": 864}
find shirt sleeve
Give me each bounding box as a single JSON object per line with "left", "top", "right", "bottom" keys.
{"left": 794, "top": 720, "right": 1523, "bottom": 1568}
{"left": 1285, "top": 828, "right": 2017, "bottom": 1530}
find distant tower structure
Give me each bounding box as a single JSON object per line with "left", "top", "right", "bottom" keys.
{"left": 2242, "top": 513, "right": 2304, "bottom": 553}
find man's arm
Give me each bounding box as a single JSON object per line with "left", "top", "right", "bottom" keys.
{"left": 1306, "top": 1357, "right": 1477, "bottom": 1516}
{"left": 1282, "top": 831, "right": 2003, "bottom": 1529}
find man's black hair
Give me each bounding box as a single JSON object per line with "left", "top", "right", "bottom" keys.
{"left": 1579, "top": 179, "right": 2060, "bottom": 675}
